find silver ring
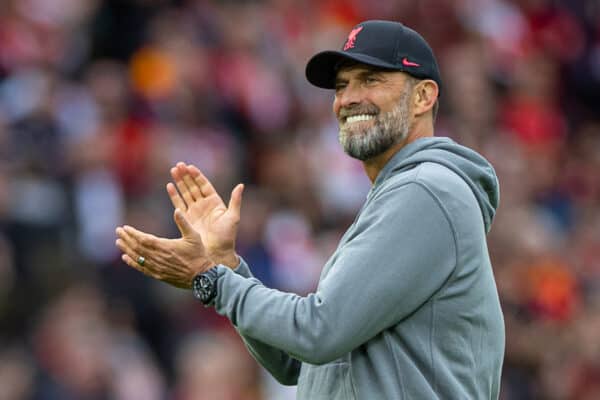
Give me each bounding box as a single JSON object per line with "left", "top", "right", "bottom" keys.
{"left": 137, "top": 256, "right": 146, "bottom": 266}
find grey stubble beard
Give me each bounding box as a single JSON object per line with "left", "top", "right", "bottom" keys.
{"left": 338, "top": 90, "right": 412, "bottom": 161}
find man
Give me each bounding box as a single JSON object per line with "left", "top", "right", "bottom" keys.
{"left": 116, "top": 20, "right": 505, "bottom": 399}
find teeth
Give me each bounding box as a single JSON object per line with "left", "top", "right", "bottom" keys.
{"left": 346, "top": 114, "right": 374, "bottom": 124}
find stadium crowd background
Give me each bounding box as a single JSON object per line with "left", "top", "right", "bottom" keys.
{"left": 0, "top": 0, "right": 599, "bottom": 399}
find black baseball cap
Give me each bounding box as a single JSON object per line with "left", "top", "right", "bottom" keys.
{"left": 306, "top": 20, "right": 442, "bottom": 94}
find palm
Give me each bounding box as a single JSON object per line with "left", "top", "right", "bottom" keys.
{"left": 184, "top": 193, "right": 236, "bottom": 253}
{"left": 167, "top": 163, "right": 243, "bottom": 267}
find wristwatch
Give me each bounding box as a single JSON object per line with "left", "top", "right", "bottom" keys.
{"left": 192, "top": 267, "right": 219, "bottom": 305}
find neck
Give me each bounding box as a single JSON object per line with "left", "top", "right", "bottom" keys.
{"left": 362, "top": 121, "right": 433, "bottom": 183}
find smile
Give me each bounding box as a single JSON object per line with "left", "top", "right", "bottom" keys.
{"left": 345, "top": 114, "right": 375, "bottom": 124}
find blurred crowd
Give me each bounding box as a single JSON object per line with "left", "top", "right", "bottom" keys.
{"left": 0, "top": 0, "right": 599, "bottom": 399}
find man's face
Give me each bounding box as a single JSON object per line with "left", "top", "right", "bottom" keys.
{"left": 333, "top": 65, "right": 414, "bottom": 161}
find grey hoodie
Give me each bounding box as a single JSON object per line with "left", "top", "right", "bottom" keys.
{"left": 211, "top": 137, "right": 505, "bottom": 399}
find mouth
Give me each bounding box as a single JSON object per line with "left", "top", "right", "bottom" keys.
{"left": 343, "top": 113, "right": 376, "bottom": 125}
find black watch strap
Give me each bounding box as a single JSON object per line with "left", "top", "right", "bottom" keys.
{"left": 192, "top": 266, "right": 219, "bottom": 305}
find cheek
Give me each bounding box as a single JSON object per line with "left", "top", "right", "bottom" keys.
{"left": 332, "top": 98, "right": 340, "bottom": 117}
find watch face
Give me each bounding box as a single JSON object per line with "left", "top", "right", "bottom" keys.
{"left": 199, "top": 275, "right": 212, "bottom": 302}
{"left": 193, "top": 270, "right": 217, "bottom": 305}
{"left": 192, "top": 275, "right": 204, "bottom": 300}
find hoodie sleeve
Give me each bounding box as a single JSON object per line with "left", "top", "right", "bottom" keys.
{"left": 232, "top": 256, "right": 254, "bottom": 278}
{"left": 232, "top": 257, "right": 302, "bottom": 384}
{"left": 213, "top": 182, "right": 457, "bottom": 365}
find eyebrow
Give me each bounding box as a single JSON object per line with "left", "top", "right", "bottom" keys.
{"left": 334, "top": 68, "right": 385, "bottom": 85}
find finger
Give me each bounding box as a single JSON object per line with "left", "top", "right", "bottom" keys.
{"left": 122, "top": 225, "right": 163, "bottom": 252}
{"left": 227, "top": 183, "right": 244, "bottom": 220}
{"left": 166, "top": 182, "right": 187, "bottom": 211}
{"left": 116, "top": 227, "right": 137, "bottom": 250}
{"left": 115, "top": 234, "right": 144, "bottom": 262}
{"left": 116, "top": 237, "right": 137, "bottom": 261}
{"left": 171, "top": 165, "right": 195, "bottom": 205}
{"left": 119, "top": 226, "right": 178, "bottom": 274}
{"left": 116, "top": 238, "right": 153, "bottom": 275}
{"left": 181, "top": 170, "right": 204, "bottom": 201}
{"left": 176, "top": 163, "right": 202, "bottom": 201}
{"left": 173, "top": 208, "right": 195, "bottom": 237}
{"left": 187, "top": 165, "right": 218, "bottom": 198}
{"left": 121, "top": 253, "right": 142, "bottom": 271}
{"left": 117, "top": 231, "right": 173, "bottom": 277}
{"left": 121, "top": 253, "right": 161, "bottom": 280}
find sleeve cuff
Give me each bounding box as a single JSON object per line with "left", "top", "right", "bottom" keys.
{"left": 232, "top": 256, "right": 254, "bottom": 279}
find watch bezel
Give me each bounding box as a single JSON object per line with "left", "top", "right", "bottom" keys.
{"left": 192, "top": 267, "right": 219, "bottom": 305}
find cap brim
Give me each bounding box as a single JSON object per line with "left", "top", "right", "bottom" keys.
{"left": 305, "top": 50, "right": 401, "bottom": 89}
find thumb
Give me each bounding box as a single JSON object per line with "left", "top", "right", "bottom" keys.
{"left": 227, "top": 183, "right": 244, "bottom": 220}
{"left": 174, "top": 208, "right": 195, "bottom": 237}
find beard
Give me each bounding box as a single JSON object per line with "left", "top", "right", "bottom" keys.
{"left": 338, "top": 90, "right": 412, "bottom": 161}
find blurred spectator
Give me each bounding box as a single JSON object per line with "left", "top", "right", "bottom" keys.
{"left": 0, "top": 345, "right": 36, "bottom": 400}
{"left": 172, "top": 333, "right": 260, "bottom": 400}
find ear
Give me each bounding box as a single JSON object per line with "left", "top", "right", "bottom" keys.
{"left": 412, "top": 80, "right": 439, "bottom": 118}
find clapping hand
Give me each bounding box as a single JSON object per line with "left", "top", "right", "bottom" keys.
{"left": 166, "top": 162, "right": 244, "bottom": 268}
{"left": 115, "top": 163, "right": 244, "bottom": 288}
{"left": 115, "top": 208, "right": 214, "bottom": 289}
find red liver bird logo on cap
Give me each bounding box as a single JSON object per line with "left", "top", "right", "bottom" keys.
{"left": 343, "top": 26, "right": 363, "bottom": 51}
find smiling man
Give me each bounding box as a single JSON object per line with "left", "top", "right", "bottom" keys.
{"left": 336, "top": 64, "right": 413, "bottom": 161}
{"left": 116, "top": 20, "right": 505, "bottom": 399}
{"left": 334, "top": 63, "right": 428, "bottom": 181}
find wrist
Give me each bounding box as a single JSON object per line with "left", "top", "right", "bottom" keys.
{"left": 209, "top": 249, "right": 239, "bottom": 269}
{"left": 186, "top": 258, "right": 216, "bottom": 289}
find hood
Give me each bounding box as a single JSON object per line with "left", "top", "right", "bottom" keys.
{"left": 374, "top": 137, "right": 500, "bottom": 233}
